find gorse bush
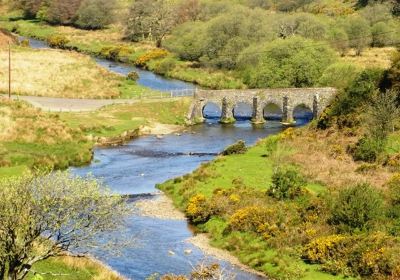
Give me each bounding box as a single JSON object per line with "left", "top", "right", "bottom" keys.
{"left": 46, "top": 34, "right": 70, "bottom": 49}
{"left": 349, "top": 136, "right": 385, "bottom": 162}
{"left": 330, "top": 183, "right": 384, "bottom": 232}
{"left": 268, "top": 166, "right": 305, "bottom": 200}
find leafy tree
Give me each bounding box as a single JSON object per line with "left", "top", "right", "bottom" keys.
{"left": 343, "top": 16, "right": 372, "bottom": 55}
{"left": 330, "top": 184, "right": 384, "bottom": 232}
{"left": 366, "top": 89, "right": 400, "bottom": 141}
{"left": 13, "top": 0, "right": 43, "bottom": 18}
{"left": 75, "top": 0, "right": 116, "bottom": 29}
{"left": 47, "top": 0, "right": 83, "bottom": 24}
{"left": 328, "top": 27, "right": 349, "bottom": 56}
{"left": 242, "top": 37, "right": 336, "bottom": 88}
{"left": 176, "top": 0, "right": 201, "bottom": 23}
{"left": 318, "top": 62, "right": 360, "bottom": 89}
{"left": 125, "top": 0, "right": 176, "bottom": 47}
{"left": 0, "top": 172, "right": 131, "bottom": 280}
{"left": 163, "top": 21, "right": 207, "bottom": 61}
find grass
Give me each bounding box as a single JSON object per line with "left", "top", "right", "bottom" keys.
{"left": 0, "top": 46, "right": 153, "bottom": 99}
{"left": 0, "top": 98, "right": 92, "bottom": 174}
{"left": 340, "top": 47, "right": 398, "bottom": 70}
{"left": 58, "top": 98, "right": 191, "bottom": 137}
{"left": 26, "top": 256, "right": 123, "bottom": 280}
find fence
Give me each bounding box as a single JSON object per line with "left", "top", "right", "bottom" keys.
{"left": 138, "top": 88, "right": 196, "bottom": 99}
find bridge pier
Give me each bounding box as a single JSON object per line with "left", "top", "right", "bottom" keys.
{"left": 313, "top": 94, "right": 320, "bottom": 119}
{"left": 220, "top": 97, "right": 235, "bottom": 124}
{"left": 251, "top": 97, "right": 265, "bottom": 124}
{"left": 282, "top": 96, "right": 295, "bottom": 125}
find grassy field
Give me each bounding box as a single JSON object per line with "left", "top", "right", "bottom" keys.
{"left": 0, "top": 98, "right": 93, "bottom": 176}
{"left": 27, "top": 256, "right": 123, "bottom": 280}
{"left": 59, "top": 98, "right": 191, "bottom": 137}
{"left": 0, "top": 46, "right": 155, "bottom": 99}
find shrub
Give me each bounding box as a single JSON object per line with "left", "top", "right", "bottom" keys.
{"left": 348, "top": 136, "right": 385, "bottom": 163}
{"left": 46, "top": 35, "right": 70, "bottom": 49}
{"left": 135, "top": 49, "right": 169, "bottom": 67}
{"left": 153, "top": 57, "right": 177, "bottom": 75}
{"left": 220, "top": 140, "right": 247, "bottom": 156}
{"left": 186, "top": 194, "right": 211, "bottom": 223}
{"left": 303, "top": 233, "right": 398, "bottom": 277}
{"left": 75, "top": 0, "right": 116, "bottom": 30}
{"left": 127, "top": 71, "right": 139, "bottom": 81}
{"left": 302, "top": 234, "right": 351, "bottom": 264}
{"left": 330, "top": 183, "right": 384, "bottom": 232}
{"left": 228, "top": 206, "right": 282, "bottom": 238}
{"left": 268, "top": 166, "right": 305, "bottom": 200}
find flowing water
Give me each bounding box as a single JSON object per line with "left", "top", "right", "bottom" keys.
{"left": 24, "top": 36, "right": 311, "bottom": 279}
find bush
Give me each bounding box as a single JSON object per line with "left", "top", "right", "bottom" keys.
{"left": 348, "top": 136, "right": 385, "bottom": 163}
{"left": 186, "top": 194, "right": 211, "bottom": 223}
{"left": 46, "top": 35, "right": 70, "bottom": 49}
{"left": 268, "top": 166, "right": 305, "bottom": 200}
{"left": 303, "top": 233, "right": 398, "bottom": 277}
{"left": 127, "top": 71, "right": 139, "bottom": 81}
{"left": 330, "top": 183, "right": 384, "bottom": 232}
{"left": 75, "top": 0, "right": 116, "bottom": 30}
{"left": 135, "top": 49, "right": 169, "bottom": 67}
{"left": 220, "top": 140, "right": 247, "bottom": 156}
{"left": 318, "top": 62, "right": 360, "bottom": 90}
{"left": 153, "top": 57, "right": 177, "bottom": 75}
{"left": 228, "top": 206, "right": 282, "bottom": 239}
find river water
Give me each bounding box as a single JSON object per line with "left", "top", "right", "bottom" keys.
{"left": 24, "top": 37, "right": 311, "bottom": 279}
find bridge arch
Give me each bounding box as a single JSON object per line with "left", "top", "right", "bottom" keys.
{"left": 202, "top": 101, "right": 222, "bottom": 119}
{"left": 293, "top": 103, "right": 313, "bottom": 123}
{"left": 263, "top": 102, "right": 283, "bottom": 120}
{"left": 233, "top": 102, "right": 253, "bottom": 120}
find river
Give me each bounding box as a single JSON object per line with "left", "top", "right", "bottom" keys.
{"left": 24, "top": 36, "right": 311, "bottom": 279}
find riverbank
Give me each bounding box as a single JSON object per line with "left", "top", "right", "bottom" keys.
{"left": 0, "top": 97, "right": 191, "bottom": 177}
{"left": 0, "top": 16, "right": 244, "bottom": 90}
{"left": 157, "top": 124, "right": 400, "bottom": 279}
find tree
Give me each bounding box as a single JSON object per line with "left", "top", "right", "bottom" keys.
{"left": 47, "top": 0, "right": 83, "bottom": 24}
{"left": 125, "top": 0, "right": 176, "bottom": 47}
{"left": 13, "top": 0, "right": 43, "bottom": 18}
{"left": 176, "top": 0, "right": 201, "bottom": 24}
{"left": 0, "top": 172, "right": 131, "bottom": 280}
{"left": 328, "top": 27, "right": 349, "bottom": 56}
{"left": 75, "top": 0, "right": 117, "bottom": 29}
{"left": 366, "top": 89, "right": 400, "bottom": 140}
{"left": 242, "top": 37, "right": 336, "bottom": 88}
{"left": 330, "top": 184, "right": 384, "bottom": 232}
{"left": 344, "top": 16, "right": 372, "bottom": 55}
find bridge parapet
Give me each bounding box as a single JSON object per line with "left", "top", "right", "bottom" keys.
{"left": 188, "top": 88, "right": 337, "bottom": 125}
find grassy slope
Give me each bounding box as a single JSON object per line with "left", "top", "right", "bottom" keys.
{"left": 59, "top": 98, "right": 191, "bottom": 137}
{"left": 0, "top": 98, "right": 92, "bottom": 176}
{"left": 159, "top": 127, "right": 400, "bottom": 279}
{"left": 158, "top": 134, "right": 347, "bottom": 280}
{"left": 0, "top": 45, "right": 155, "bottom": 99}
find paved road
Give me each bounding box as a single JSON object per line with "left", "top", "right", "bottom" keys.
{"left": 1, "top": 94, "right": 182, "bottom": 112}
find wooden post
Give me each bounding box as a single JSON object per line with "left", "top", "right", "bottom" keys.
{"left": 8, "top": 42, "right": 11, "bottom": 99}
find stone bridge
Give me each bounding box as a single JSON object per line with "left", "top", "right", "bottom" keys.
{"left": 187, "top": 88, "right": 337, "bottom": 125}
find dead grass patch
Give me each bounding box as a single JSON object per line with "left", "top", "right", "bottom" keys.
{"left": 286, "top": 127, "right": 392, "bottom": 189}
{"left": 341, "top": 47, "right": 397, "bottom": 69}
{"left": 0, "top": 47, "right": 123, "bottom": 98}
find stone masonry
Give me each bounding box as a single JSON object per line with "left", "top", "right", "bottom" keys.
{"left": 186, "top": 88, "right": 337, "bottom": 124}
